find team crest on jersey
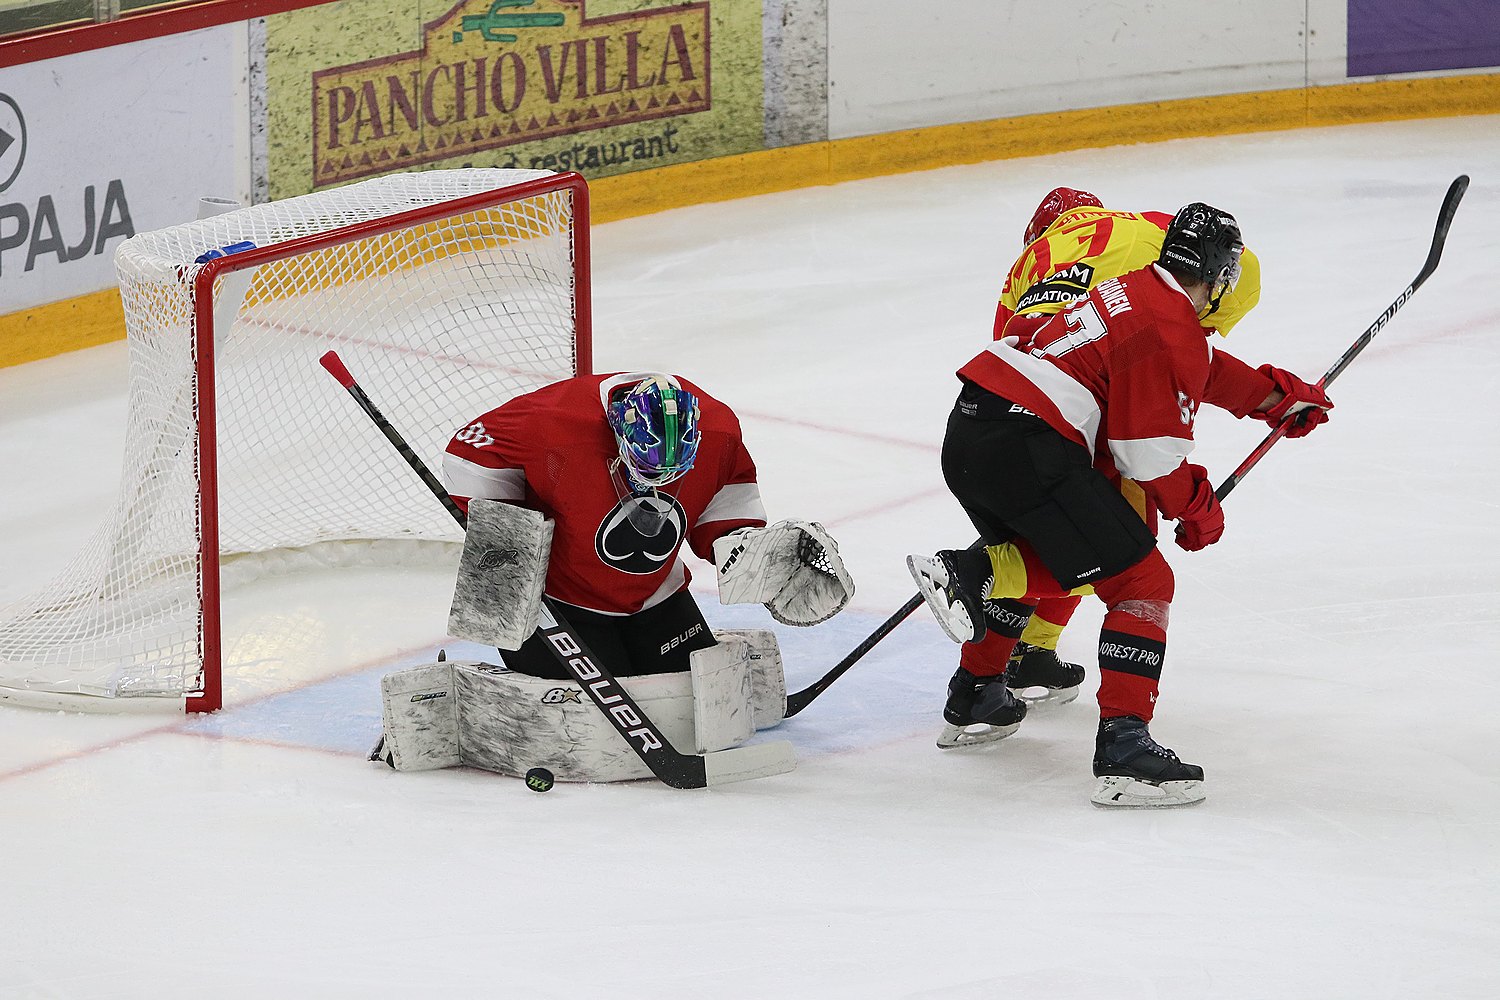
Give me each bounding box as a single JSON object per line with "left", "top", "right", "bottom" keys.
{"left": 1015, "top": 261, "right": 1096, "bottom": 313}
{"left": 594, "top": 492, "right": 687, "bottom": 575}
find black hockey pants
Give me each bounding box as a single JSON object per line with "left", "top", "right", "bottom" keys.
{"left": 499, "top": 588, "right": 718, "bottom": 680}
{"left": 941, "top": 381, "right": 1156, "bottom": 590}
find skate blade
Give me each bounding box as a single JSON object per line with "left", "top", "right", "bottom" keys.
{"left": 1009, "top": 684, "right": 1081, "bottom": 710}
{"left": 936, "top": 720, "right": 1021, "bottom": 749}
{"left": 906, "top": 554, "right": 974, "bottom": 644}
{"left": 1089, "top": 774, "right": 1205, "bottom": 808}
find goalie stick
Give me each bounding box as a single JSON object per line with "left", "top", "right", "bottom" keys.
{"left": 1216, "top": 174, "right": 1469, "bottom": 501}
{"left": 319, "top": 351, "right": 794, "bottom": 789}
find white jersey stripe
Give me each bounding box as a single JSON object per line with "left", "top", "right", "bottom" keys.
{"left": 442, "top": 453, "right": 526, "bottom": 503}
{"left": 696, "top": 481, "right": 766, "bottom": 528}
{"left": 985, "top": 339, "right": 1103, "bottom": 456}
{"left": 558, "top": 559, "right": 687, "bottom": 616}
{"left": 1109, "top": 435, "right": 1195, "bottom": 482}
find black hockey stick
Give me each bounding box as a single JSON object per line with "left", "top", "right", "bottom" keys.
{"left": 320, "top": 351, "right": 794, "bottom": 789}
{"left": 1215, "top": 174, "right": 1469, "bottom": 501}
{"left": 784, "top": 594, "right": 923, "bottom": 717}
{"left": 783, "top": 539, "right": 983, "bottom": 717}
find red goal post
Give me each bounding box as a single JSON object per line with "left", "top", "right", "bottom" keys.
{"left": 0, "top": 169, "right": 592, "bottom": 713}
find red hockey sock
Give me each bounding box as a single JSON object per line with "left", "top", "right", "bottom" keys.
{"left": 1096, "top": 609, "right": 1166, "bottom": 721}
{"left": 959, "top": 599, "right": 1034, "bottom": 677}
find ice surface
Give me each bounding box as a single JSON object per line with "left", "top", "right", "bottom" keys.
{"left": 2, "top": 117, "right": 1498, "bottom": 998}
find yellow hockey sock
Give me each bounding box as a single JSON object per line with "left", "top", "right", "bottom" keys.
{"left": 983, "top": 543, "right": 1094, "bottom": 602}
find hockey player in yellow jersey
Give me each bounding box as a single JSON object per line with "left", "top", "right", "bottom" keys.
{"left": 940, "top": 188, "right": 1330, "bottom": 749}
{"left": 995, "top": 188, "right": 1262, "bottom": 339}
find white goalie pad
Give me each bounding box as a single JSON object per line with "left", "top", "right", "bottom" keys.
{"left": 712, "top": 519, "right": 855, "bottom": 626}
{"left": 454, "top": 662, "right": 699, "bottom": 782}
{"left": 448, "top": 499, "right": 554, "bottom": 650}
{"left": 378, "top": 662, "right": 461, "bottom": 771}
{"left": 375, "top": 635, "right": 782, "bottom": 782}
{"left": 714, "top": 628, "right": 786, "bottom": 729}
{"left": 689, "top": 637, "right": 755, "bottom": 753}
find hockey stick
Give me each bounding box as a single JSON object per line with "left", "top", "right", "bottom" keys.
{"left": 784, "top": 593, "right": 923, "bottom": 717}
{"left": 1215, "top": 174, "right": 1469, "bottom": 501}
{"left": 783, "top": 539, "right": 984, "bottom": 717}
{"left": 319, "top": 351, "right": 795, "bottom": 789}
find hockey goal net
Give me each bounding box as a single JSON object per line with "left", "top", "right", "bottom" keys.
{"left": 0, "top": 169, "right": 591, "bottom": 712}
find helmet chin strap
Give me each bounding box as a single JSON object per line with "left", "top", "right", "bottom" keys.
{"left": 1199, "top": 288, "right": 1225, "bottom": 321}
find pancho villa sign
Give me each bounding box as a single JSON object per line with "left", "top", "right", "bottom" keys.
{"left": 312, "top": 0, "right": 711, "bottom": 187}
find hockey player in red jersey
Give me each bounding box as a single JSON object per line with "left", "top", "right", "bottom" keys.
{"left": 909, "top": 204, "right": 1333, "bottom": 807}
{"left": 964, "top": 188, "right": 1332, "bottom": 737}
{"left": 443, "top": 372, "right": 853, "bottom": 681}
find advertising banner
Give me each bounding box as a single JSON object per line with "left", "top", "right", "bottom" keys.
{"left": 1348, "top": 0, "right": 1500, "bottom": 77}
{"left": 0, "top": 27, "right": 243, "bottom": 313}
{"left": 266, "top": 0, "right": 766, "bottom": 200}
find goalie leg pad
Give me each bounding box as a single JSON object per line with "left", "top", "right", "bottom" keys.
{"left": 454, "top": 663, "right": 699, "bottom": 782}
{"left": 689, "top": 636, "right": 755, "bottom": 753}
{"left": 378, "top": 662, "right": 462, "bottom": 771}
{"left": 714, "top": 628, "right": 786, "bottom": 729}
{"left": 448, "top": 499, "right": 554, "bottom": 650}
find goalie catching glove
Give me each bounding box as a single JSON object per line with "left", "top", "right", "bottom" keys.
{"left": 713, "top": 520, "right": 854, "bottom": 626}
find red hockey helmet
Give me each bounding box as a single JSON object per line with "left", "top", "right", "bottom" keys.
{"left": 1023, "top": 187, "right": 1103, "bottom": 246}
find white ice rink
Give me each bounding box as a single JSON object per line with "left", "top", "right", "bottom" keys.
{"left": 2, "top": 117, "right": 1497, "bottom": 998}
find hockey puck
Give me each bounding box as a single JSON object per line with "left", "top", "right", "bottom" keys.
{"left": 524, "top": 767, "right": 555, "bottom": 793}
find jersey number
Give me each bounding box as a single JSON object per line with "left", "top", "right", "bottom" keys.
{"left": 1029, "top": 301, "right": 1108, "bottom": 359}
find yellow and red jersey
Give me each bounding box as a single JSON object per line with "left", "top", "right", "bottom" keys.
{"left": 995, "top": 207, "right": 1262, "bottom": 340}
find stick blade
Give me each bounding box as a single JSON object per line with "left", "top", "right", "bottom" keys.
{"left": 1419, "top": 174, "right": 1470, "bottom": 282}
{"left": 701, "top": 740, "right": 797, "bottom": 786}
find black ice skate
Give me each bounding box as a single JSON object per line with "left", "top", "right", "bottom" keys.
{"left": 906, "top": 547, "right": 993, "bottom": 644}
{"left": 936, "top": 666, "right": 1027, "bottom": 749}
{"left": 1090, "top": 715, "right": 1205, "bottom": 808}
{"left": 1006, "top": 643, "right": 1085, "bottom": 710}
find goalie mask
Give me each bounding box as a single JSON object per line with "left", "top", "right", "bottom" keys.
{"left": 606, "top": 374, "right": 702, "bottom": 490}
{"left": 1023, "top": 186, "right": 1103, "bottom": 246}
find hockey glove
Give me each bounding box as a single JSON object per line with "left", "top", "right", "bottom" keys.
{"left": 1254, "top": 365, "right": 1333, "bottom": 438}
{"left": 713, "top": 520, "right": 855, "bottom": 626}
{"left": 1173, "top": 475, "right": 1225, "bottom": 552}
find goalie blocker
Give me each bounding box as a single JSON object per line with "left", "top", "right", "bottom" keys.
{"left": 374, "top": 629, "right": 788, "bottom": 781}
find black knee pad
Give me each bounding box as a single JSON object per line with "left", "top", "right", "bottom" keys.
{"left": 1008, "top": 470, "right": 1157, "bottom": 589}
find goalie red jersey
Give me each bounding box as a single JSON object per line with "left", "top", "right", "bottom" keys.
{"left": 442, "top": 373, "right": 767, "bottom": 616}
{"left": 959, "top": 264, "right": 1214, "bottom": 515}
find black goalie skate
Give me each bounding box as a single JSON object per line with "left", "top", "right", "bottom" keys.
{"left": 937, "top": 666, "right": 1027, "bottom": 749}
{"left": 1091, "top": 715, "right": 1205, "bottom": 807}
{"left": 1006, "top": 643, "right": 1085, "bottom": 710}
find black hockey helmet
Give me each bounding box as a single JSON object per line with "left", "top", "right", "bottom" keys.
{"left": 1158, "top": 203, "right": 1244, "bottom": 314}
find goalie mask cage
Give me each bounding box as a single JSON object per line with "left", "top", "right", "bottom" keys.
{"left": 0, "top": 169, "right": 591, "bottom": 713}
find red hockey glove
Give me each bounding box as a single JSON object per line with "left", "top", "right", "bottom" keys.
{"left": 1255, "top": 365, "right": 1333, "bottom": 438}
{"left": 1173, "top": 474, "right": 1225, "bottom": 552}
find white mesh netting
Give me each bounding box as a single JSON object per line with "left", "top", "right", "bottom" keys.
{"left": 0, "top": 169, "right": 583, "bottom": 703}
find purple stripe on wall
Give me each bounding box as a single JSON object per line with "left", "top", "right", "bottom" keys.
{"left": 1348, "top": 0, "right": 1500, "bottom": 77}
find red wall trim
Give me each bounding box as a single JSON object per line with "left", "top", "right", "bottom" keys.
{"left": 0, "top": 0, "right": 325, "bottom": 66}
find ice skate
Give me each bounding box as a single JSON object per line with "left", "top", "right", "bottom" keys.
{"left": 936, "top": 667, "right": 1027, "bottom": 749}
{"left": 907, "top": 547, "right": 992, "bottom": 644}
{"left": 1090, "top": 715, "right": 1205, "bottom": 807}
{"left": 1006, "top": 643, "right": 1084, "bottom": 709}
